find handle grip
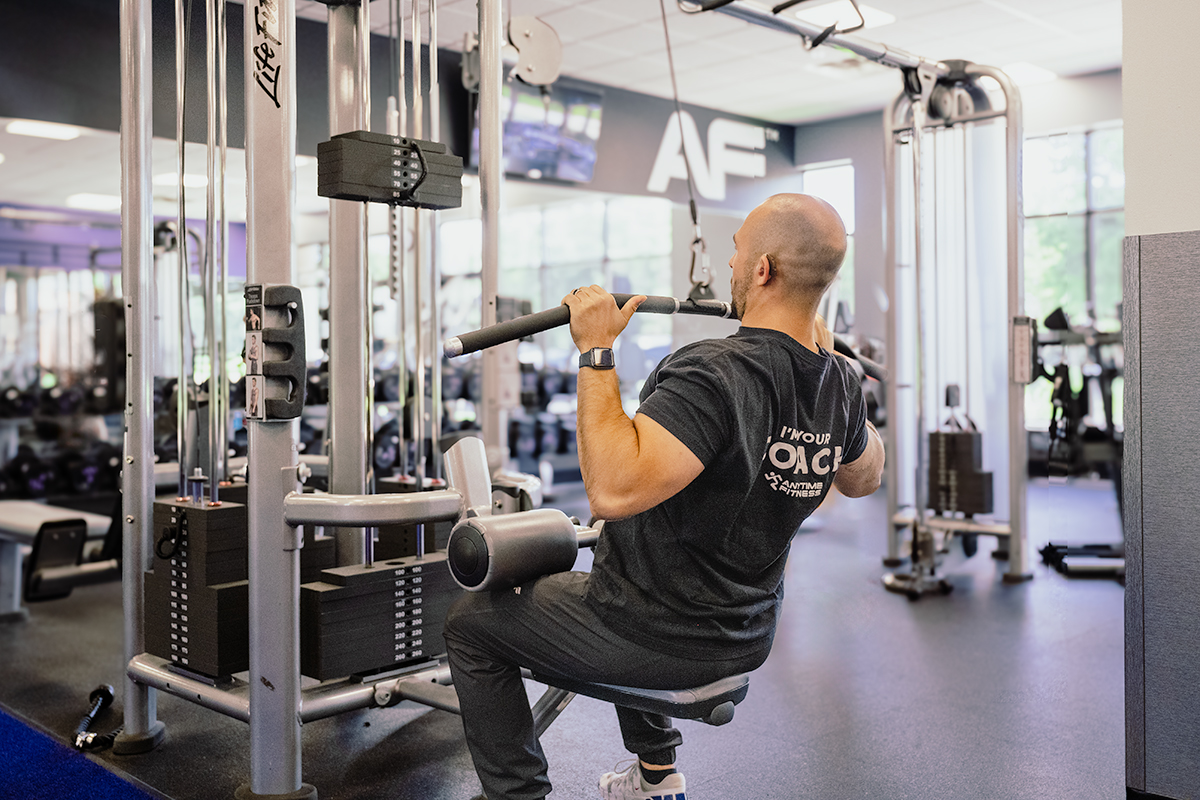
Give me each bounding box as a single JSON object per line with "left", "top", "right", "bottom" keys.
{"left": 444, "top": 294, "right": 732, "bottom": 358}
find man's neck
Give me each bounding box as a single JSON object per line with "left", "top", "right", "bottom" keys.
{"left": 741, "top": 305, "right": 820, "bottom": 353}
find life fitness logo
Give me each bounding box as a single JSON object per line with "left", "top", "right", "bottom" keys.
{"left": 647, "top": 111, "right": 771, "bottom": 202}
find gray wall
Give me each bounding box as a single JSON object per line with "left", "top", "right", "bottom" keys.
{"left": 793, "top": 113, "right": 886, "bottom": 343}
{"left": 1123, "top": 231, "right": 1200, "bottom": 800}
{"left": 1123, "top": 3, "right": 1200, "bottom": 798}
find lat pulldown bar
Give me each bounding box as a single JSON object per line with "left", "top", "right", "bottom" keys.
{"left": 443, "top": 294, "right": 887, "bottom": 382}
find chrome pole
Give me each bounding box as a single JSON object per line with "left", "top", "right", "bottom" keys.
{"left": 175, "top": 0, "right": 190, "bottom": 500}
{"left": 412, "top": 0, "right": 427, "bottom": 492}
{"left": 327, "top": 0, "right": 372, "bottom": 566}
{"left": 429, "top": 0, "right": 443, "bottom": 481}
{"left": 479, "top": 0, "right": 505, "bottom": 466}
{"left": 243, "top": 0, "right": 310, "bottom": 794}
{"left": 205, "top": 0, "right": 220, "bottom": 504}
{"left": 970, "top": 64, "right": 1031, "bottom": 583}
{"left": 115, "top": 0, "right": 166, "bottom": 754}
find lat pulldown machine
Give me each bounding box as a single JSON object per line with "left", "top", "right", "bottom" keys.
{"left": 680, "top": 0, "right": 1033, "bottom": 597}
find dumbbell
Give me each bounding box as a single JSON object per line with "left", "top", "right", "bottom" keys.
{"left": 0, "top": 385, "right": 37, "bottom": 418}
{"left": 8, "top": 445, "right": 58, "bottom": 498}
{"left": 446, "top": 508, "right": 599, "bottom": 592}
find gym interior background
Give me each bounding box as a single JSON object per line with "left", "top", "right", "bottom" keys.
{"left": 0, "top": 0, "right": 1194, "bottom": 798}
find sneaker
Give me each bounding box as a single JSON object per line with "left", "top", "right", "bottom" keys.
{"left": 598, "top": 760, "right": 687, "bottom": 800}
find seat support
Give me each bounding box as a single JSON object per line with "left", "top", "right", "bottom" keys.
{"left": 529, "top": 672, "right": 749, "bottom": 733}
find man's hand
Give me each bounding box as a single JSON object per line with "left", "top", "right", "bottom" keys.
{"left": 562, "top": 286, "right": 646, "bottom": 352}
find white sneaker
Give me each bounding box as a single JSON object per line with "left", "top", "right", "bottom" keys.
{"left": 598, "top": 761, "right": 687, "bottom": 800}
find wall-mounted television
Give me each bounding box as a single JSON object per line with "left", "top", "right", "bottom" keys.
{"left": 471, "top": 80, "right": 604, "bottom": 183}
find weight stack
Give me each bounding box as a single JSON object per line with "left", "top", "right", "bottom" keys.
{"left": 300, "top": 553, "right": 460, "bottom": 680}
{"left": 928, "top": 431, "right": 994, "bottom": 516}
{"left": 143, "top": 500, "right": 249, "bottom": 678}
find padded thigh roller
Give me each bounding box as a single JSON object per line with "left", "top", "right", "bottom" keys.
{"left": 447, "top": 508, "right": 580, "bottom": 591}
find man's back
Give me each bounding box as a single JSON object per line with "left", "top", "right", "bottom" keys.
{"left": 586, "top": 326, "right": 870, "bottom": 662}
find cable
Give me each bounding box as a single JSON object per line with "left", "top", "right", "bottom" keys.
{"left": 657, "top": 0, "right": 713, "bottom": 300}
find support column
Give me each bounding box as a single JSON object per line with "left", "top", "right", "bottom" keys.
{"left": 327, "top": 1, "right": 372, "bottom": 566}
{"left": 478, "top": 0, "right": 506, "bottom": 469}
{"left": 239, "top": 0, "right": 313, "bottom": 797}
{"left": 114, "top": 0, "right": 166, "bottom": 756}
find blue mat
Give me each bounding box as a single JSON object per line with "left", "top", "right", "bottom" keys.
{"left": 0, "top": 708, "right": 157, "bottom": 800}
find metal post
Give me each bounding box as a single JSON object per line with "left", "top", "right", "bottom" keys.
{"left": 175, "top": 0, "right": 191, "bottom": 500}
{"left": 115, "top": 0, "right": 166, "bottom": 755}
{"left": 412, "top": 0, "right": 427, "bottom": 492}
{"left": 205, "top": 0, "right": 221, "bottom": 504}
{"left": 882, "top": 95, "right": 904, "bottom": 569}
{"left": 241, "top": 0, "right": 313, "bottom": 796}
{"left": 327, "top": 0, "right": 372, "bottom": 566}
{"left": 478, "top": 0, "right": 505, "bottom": 467}
{"left": 971, "top": 65, "right": 1031, "bottom": 582}
{"left": 429, "top": 0, "right": 443, "bottom": 481}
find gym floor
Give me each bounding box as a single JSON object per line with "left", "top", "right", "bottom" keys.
{"left": 0, "top": 477, "right": 1124, "bottom": 800}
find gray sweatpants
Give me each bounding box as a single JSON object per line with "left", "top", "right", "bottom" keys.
{"left": 442, "top": 570, "right": 767, "bottom": 800}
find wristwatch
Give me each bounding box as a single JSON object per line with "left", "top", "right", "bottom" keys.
{"left": 578, "top": 347, "right": 615, "bottom": 370}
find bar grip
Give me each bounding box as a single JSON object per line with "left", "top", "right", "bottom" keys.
{"left": 444, "top": 293, "right": 732, "bottom": 358}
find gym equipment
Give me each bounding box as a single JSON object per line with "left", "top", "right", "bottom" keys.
{"left": 316, "top": 132, "right": 463, "bottom": 209}
{"left": 444, "top": 293, "right": 731, "bottom": 358}
{"left": 676, "top": 0, "right": 1028, "bottom": 598}
{"left": 73, "top": 684, "right": 123, "bottom": 752}
{"left": 446, "top": 507, "right": 596, "bottom": 592}
{"left": 528, "top": 671, "right": 749, "bottom": 734}
{"left": 445, "top": 293, "right": 888, "bottom": 383}
{"left": 877, "top": 62, "right": 1030, "bottom": 597}
{"left": 1033, "top": 308, "right": 1124, "bottom": 580}
{"left": 143, "top": 498, "right": 250, "bottom": 678}
{"left": 300, "top": 555, "right": 461, "bottom": 680}
{"left": 0, "top": 501, "right": 113, "bottom": 620}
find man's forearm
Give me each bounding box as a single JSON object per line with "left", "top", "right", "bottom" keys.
{"left": 574, "top": 366, "right": 641, "bottom": 517}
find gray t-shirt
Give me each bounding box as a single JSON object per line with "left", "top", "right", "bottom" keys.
{"left": 585, "top": 326, "right": 869, "bottom": 660}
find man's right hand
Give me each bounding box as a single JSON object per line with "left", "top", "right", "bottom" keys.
{"left": 561, "top": 286, "right": 645, "bottom": 353}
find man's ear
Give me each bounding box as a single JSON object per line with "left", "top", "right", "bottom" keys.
{"left": 756, "top": 254, "right": 774, "bottom": 285}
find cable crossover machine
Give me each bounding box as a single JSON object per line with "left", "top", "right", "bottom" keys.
{"left": 110, "top": 1, "right": 1033, "bottom": 798}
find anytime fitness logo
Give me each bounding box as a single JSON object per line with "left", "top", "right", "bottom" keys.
{"left": 646, "top": 111, "right": 770, "bottom": 201}
{"left": 763, "top": 425, "right": 844, "bottom": 499}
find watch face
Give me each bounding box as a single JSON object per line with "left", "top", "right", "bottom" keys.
{"left": 581, "top": 348, "right": 615, "bottom": 369}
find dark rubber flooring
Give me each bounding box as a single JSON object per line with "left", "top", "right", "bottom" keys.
{"left": 0, "top": 477, "right": 1125, "bottom": 799}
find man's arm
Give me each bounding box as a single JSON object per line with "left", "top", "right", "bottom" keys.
{"left": 834, "top": 420, "right": 884, "bottom": 497}
{"left": 564, "top": 286, "right": 705, "bottom": 520}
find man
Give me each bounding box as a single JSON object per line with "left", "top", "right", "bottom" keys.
{"left": 443, "top": 193, "right": 885, "bottom": 800}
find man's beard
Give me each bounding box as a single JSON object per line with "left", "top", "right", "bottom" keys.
{"left": 730, "top": 270, "right": 749, "bottom": 320}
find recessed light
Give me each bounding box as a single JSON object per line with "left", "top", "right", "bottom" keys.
{"left": 795, "top": 1, "right": 896, "bottom": 31}
{"left": 5, "top": 119, "right": 82, "bottom": 140}
{"left": 66, "top": 193, "right": 122, "bottom": 212}
{"left": 1001, "top": 62, "right": 1058, "bottom": 86}
{"left": 153, "top": 172, "right": 209, "bottom": 188}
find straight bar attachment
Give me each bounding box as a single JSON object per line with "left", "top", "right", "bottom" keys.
{"left": 443, "top": 294, "right": 732, "bottom": 358}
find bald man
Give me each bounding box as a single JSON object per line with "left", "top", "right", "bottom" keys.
{"left": 444, "top": 194, "right": 885, "bottom": 800}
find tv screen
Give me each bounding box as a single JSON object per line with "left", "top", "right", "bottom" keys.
{"left": 472, "top": 80, "right": 603, "bottom": 183}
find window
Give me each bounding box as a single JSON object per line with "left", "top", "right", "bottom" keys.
{"left": 1023, "top": 124, "right": 1124, "bottom": 429}
{"left": 437, "top": 196, "right": 675, "bottom": 399}
{"left": 799, "top": 161, "right": 855, "bottom": 326}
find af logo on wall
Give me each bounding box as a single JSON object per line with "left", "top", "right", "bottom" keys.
{"left": 647, "top": 111, "right": 768, "bottom": 201}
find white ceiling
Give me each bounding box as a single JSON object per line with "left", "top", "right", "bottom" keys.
{"left": 0, "top": 0, "right": 1121, "bottom": 223}
{"left": 297, "top": 0, "right": 1122, "bottom": 125}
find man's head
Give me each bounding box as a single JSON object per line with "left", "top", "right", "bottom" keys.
{"left": 728, "top": 193, "right": 847, "bottom": 320}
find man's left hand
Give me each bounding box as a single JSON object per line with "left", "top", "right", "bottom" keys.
{"left": 562, "top": 286, "right": 646, "bottom": 353}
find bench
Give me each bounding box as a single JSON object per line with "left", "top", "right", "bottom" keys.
{"left": 527, "top": 670, "right": 750, "bottom": 737}
{"left": 0, "top": 500, "right": 114, "bottom": 620}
